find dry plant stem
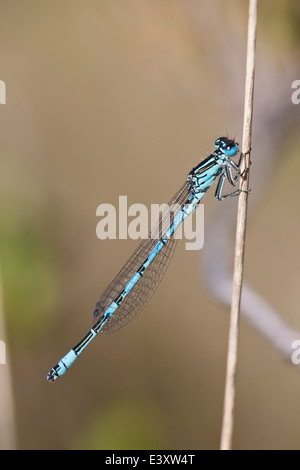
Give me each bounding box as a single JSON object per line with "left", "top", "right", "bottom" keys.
{"left": 220, "top": 0, "right": 257, "bottom": 451}
{"left": 0, "top": 266, "right": 17, "bottom": 449}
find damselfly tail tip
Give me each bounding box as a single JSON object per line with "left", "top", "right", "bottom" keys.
{"left": 46, "top": 369, "right": 58, "bottom": 382}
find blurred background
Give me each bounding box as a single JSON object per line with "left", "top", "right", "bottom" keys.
{"left": 0, "top": 0, "right": 299, "bottom": 450}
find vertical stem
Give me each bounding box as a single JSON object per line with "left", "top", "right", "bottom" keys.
{"left": 220, "top": 0, "right": 258, "bottom": 450}
{"left": 0, "top": 266, "right": 17, "bottom": 449}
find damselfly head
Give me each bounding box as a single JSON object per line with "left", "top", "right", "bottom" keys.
{"left": 215, "top": 137, "right": 239, "bottom": 157}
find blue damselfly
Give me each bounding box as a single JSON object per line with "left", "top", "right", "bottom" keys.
{"left": 47, "top": 137, "right": 249, "bottom": 381}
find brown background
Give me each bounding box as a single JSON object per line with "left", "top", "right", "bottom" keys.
{"left": 0, "top": 0, "right": 300, "bottom": 449}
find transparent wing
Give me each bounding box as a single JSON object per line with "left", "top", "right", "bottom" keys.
{"left": 93, "top": 181, "right": 191, "bottom": 333}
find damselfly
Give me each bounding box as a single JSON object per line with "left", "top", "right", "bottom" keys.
{"left": 47, "top": 137, "right": 250, "bottom": 381}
